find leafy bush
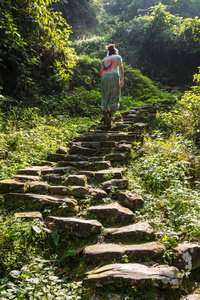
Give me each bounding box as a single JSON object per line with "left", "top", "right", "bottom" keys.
{"left": 69, "top": 55, "right": 101, "bottom": 91}
{"left": 72, "top": 36, "right": 107, "bottom": 59}
{"left": 128, "top": 132, "right": 194, "bottom": 194}
{"left": 123, "top": 64, "right": 170, "bottom": 101}
{"left": 0, "top": 0, "right": 75, "bottom": 101}
{"left": 158, "top": 88, "right": 200, "bottom": 145}
{"left": 127, "top": 90, "right": 200, "bottom": 242}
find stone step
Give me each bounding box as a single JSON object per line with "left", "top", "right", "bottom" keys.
{"left": 101, "top": 178, "right": 128, "bottom": 192}
{"left": 114, "top": 143, "right": 132, "bottom": 152}
{"left": 17, "top": 166, "right": 49, "bottom": 176}
{"left": 57, "top": 160, "right": 111, "bottom": 171}
{"left": 117, "top": 190, "right": 144, "bottom": 211}
{"left": 67, "top": 174, "right": 87, "bottom": 186}
{"left": 173, "top": 241, "right": 200, "bottom": 271}
{"left": 0, "top": 179, "right": 26, "bottom": 194}
{"left": 104, "top": 222, "right": 155, "bottom": 242}
{"left": 83, "top": 263, "right": 182, "bottom": 289}
{"left": 73, "top": 132, "right": 140, "bottom": 142}
{"left": 56, "top": 146, "right": 68, "bottom": 154}
{"left": 3, "top": 193, "right": 77, "bottom": 215}
{"left": 68, "top": 141, "right": 117, "bottom": 149}
{"left": 84, "top": 241, "right": 165, "bottom": 263}
{"left": 13, "top": 174, "right": 41, "bottom": 182}
{"left": 42, "top": 174, "right": 65, "bottom": 184}
{"left": 181, "top": 293, "right": 200, "bottom": 300}
{"left": 89, "top": 188, "right": 108, "bottom": 200}
{"left": 87, "top": 202, "right": 136, "bottom": 225}
{"left": 29, "top": 181, "right": 48, "bottom": 193}
{"left": 110, "top": 123, "right": 130, "bottom": 131}
{"left": 47, "top": 153, "right": 90, "bottom": 163}
{"left": 45, "top": 216, "right": 102, "bottom": 237}
{"left": 41, "top": 166, "right": 72, "bottom": 175}
{"left": 130, "top": 105, "right": 159, "bottom": 112}
{"left": 47, "top": 153, "right": 67, "bottom": 162}
{"left": 68, "top": 145, "right": 97, "bottom": 156}
{"left": 123, "top": 114, "right": 148, "bottom": 122}
{"left": 14, "top": 211, "right": 43, "bottom": 222}
{"left": 104, "top": 152, "right": 129, "bottom": 162}
{"left": 49, "top": 185, "right": 88, "bottom": 198}
{"left": 78, "top": 168, "right": 125, "bottom": 181}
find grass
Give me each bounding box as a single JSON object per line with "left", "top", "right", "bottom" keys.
{"left": 0, "top": 106, "right": 97, "bottom": 180}
{"left": 0, "top": 87, "right": 200, "bottom": 299}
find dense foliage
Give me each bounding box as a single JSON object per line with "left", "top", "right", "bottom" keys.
{"left": 76, "top": 2, "right": 200, "bottom": 86}
{"left": 0, "top": 0, "right": 75, "bottom": 102}
{"left": 51, "top": 0, "right": 100, "bottom": 37}
{"left": 104, "top": 0, "right": 200, "bottom": 20}
{"left": 0, "top": 0, "right": 200, "bottom": 298}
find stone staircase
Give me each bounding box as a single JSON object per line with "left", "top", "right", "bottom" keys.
{"left": 1, "top": 100, "right": 200, "bottom": 299}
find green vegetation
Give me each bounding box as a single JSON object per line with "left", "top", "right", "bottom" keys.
{"left": 0, "top": 106, "right": 95, "bottom": 180}
{"left": 0, "top": 0, "right": 200, "bottom": 299}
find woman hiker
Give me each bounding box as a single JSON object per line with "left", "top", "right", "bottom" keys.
{"left": 100, "top": 44, "right": 124, "bottom": 128}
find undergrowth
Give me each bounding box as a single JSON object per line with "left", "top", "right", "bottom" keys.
{"left": 0, "top": 83, "right": 199, "bottom": 299}
{"left": 127, "top": 88, "right": 200, "bottom": 249}
{"left": 0, "top": 106, "right": 97, "bottom": 180}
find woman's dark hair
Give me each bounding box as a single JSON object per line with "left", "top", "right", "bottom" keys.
{"left": 106, "top": 44, "right": 118, "bottom": 56}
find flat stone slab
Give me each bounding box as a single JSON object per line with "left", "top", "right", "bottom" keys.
{"left": 69, "top": 145, "right": 97, "bottom": 156}
{"left": 181, "top": 293, "right": 200, "bottom": 300}
{"left": 63, "top": 154, "right": 89, "bottom": 161}
{"left": 42, "top": 174, "right": 65, "bottom": 184}
{"left": 105, "top": 222, "right": 155, "bottom": 242}
{"left": 47, "top": 153, "right": 67, "bottom": 162}
{"left": 41, "top": 166, "right": 71, "bottom": 175}
{"left": 3, "top": 193, "right": 77, "bottom": 214}
{"left": 174, "top": 241, "right": 200, "bottom": 271}
{"left": 29, "top": 181, "right": 48, "bottom": 193}
{"left": 56, "top": 146, "right": 68, "bottom": 154}
{"left": 84, "top": 241, "right": 165, "bottom": 263}
{"left": 101, "top": 179, "right": 128, "bottom": 191}
{"left": 74, "top": 132, "right": 139, "bottom": 142}
{"left": 49, "top": 185, "right": 88, "bottom": 198}
{"left": 90, "top": 188, "right": 108, "bottom": 200}
{"left": 17, "top": 166, "right": 48, "bottom": 176}
{"left": 14, "top": 211, "right": 43, "bottom": 221}
{"left": 93, "top": 169, "right": 124, "bottom": 180}
{"left": 0, "top": 179, "right": 26, "bottom": 194}
{"left": 104, "top": 153, "right": 129, "bottom": 162}
{"left": 87, "top": 202, "right": 135, "bottom": 225}
{"left": 133, "top": 122, "right": 148, "bottom": 128}
{"left": 115, "top": 143, "right": 132, "bottom": 152}
{"left": 68, "top": 186, "right": 89, "bottom": 198}
{"left": 58, "top": 161, "right": 111, "bottom": 171}
{"left": 78, "top": 168, "right": 125, "bottom": 181}
{"left": 67, "top": 174, "right": 87, "bottom": 186}
{"left": 84, "top": 263, "right": 182, "bottom": 289}
{"left": 117, "top": 190, "right": 144, "bottom": 211}
{"left": 82, "top": 161, "right": 111, "bottom": 171}
{"left": 49, "top": 185, "right": 70, "bottom": 195}
{"left": 45, "top": 216, "right": 102, "bottom": 237}
{"left": 111, "top": 124, "right": 130, "bottom": 131}
{"left": 13, "top": 175, "right": 41, "bottom": 182}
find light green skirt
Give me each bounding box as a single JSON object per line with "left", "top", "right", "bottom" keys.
{"left": 101, "top": 74, "right": 120, "bottom": 113}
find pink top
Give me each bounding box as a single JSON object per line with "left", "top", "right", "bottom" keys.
{"left": 101, "top": 55, "right": 122, "bottom": 76}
